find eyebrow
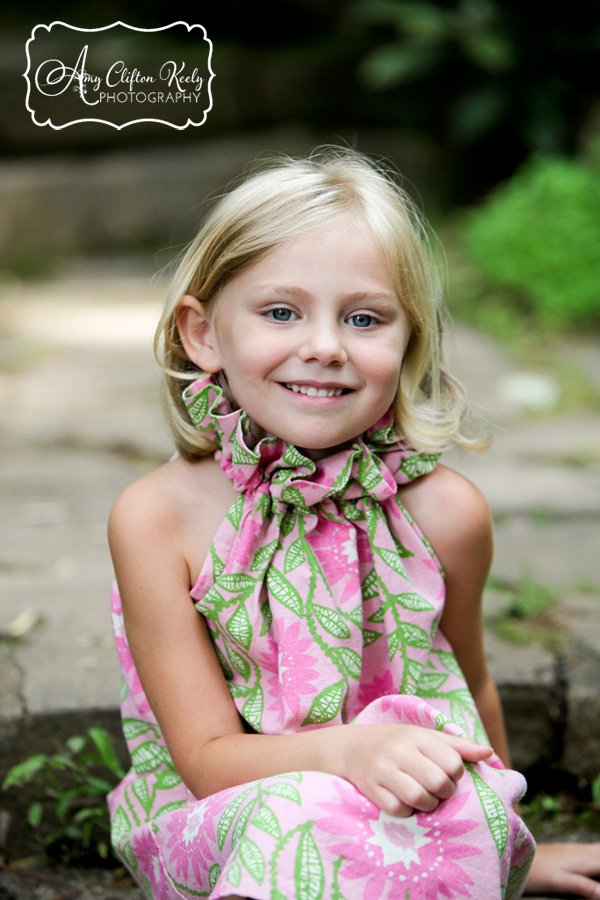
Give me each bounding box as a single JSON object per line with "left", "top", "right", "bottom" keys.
{"left": 251, "top": 284, "right": 400, "bottom": 306}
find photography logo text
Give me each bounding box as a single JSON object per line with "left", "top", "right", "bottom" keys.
{"left": 25, "top": 22, "right": 214, "bottom": 130}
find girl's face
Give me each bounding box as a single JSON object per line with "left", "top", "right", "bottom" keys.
{"left": 202, "top": 216, "right": 410, "bottom": 458}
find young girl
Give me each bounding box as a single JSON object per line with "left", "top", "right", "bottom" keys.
{"left": 107, "top": 147, "right": 600, "bottom": 900}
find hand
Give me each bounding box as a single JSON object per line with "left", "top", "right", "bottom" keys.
{"left": 524, "top": 843, "right": 600, "bottom": 898}
{"left": 338, "top": 723, "right": 493, "bottom": 817}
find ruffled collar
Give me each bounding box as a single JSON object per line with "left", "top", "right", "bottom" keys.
{"left": 183, "top": 376, "right": 439, "bottom": 508}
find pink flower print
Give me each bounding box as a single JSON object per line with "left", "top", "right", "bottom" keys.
{"left": 230, "top": 512, "right": 263, "bottom": 567}
{"left": 357, "top": 670, "right": 396, "bottom": 711}
{"left": 317, "top": 778, "right": 481, "bottom": 900}
{"left": 166, "top": 802, "right": 218, "bottom": 884}
{"left": 131, "top": 829, "right": 173, "bottom": 900}
{"left": 309, "top": 520, "right": 367, "bottom": 606}
{"left": 260, "top": 618, "right": 320, "bottom": 724}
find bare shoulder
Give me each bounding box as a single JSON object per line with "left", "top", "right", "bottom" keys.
{"left": 108, "top": 454, "right": 237, "bottom": 588}
{"left": 400, "top": 463, "right": 493, "bottom": 578}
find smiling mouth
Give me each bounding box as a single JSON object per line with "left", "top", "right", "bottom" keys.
{"left": 283, "top": 382, "right": 351, "bottom": 398}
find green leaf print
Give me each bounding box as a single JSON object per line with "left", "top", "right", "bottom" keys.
{"left": 398, "top": 622, "right": 431, "bottom": 650}
{"left": 154, "top": 769, "right": 182, "bottom": 790}
{"left": 239, "top": 836, "right": 266, "bottom": 884}
{"left": 284, "top": 538, "right": 306, "bottom": 573}
{"left": 225, "top": 642, "right": 251, "bottom": 682}
{"left": 226, "top": 604, "right": 253, "bottom": 649}
{"left": 405, "top": 658, "right": 424, "bottom": 684}
{"left": 331, "top": 647, "right": 362, "bottom": 680}
{"left": 295, "top": 828, "right": 325, "bottom": 900}
{"left": 232, "top": 437, "right": 260, "bottom": 466}
{"left": 435, "top": 649, "right": 465, "bottom": 678}
{"left": 226, "top": 494, "right": 244, "bottom": 530}
{"left": 186, "top": 388, "right": 209, "bottom": 426}
{"left": 360, "top": 569, "right": 379, "bottom": 600}
{"left": 209, "top": 863, "right": 221, "bottom": 891}
{"left": 280, "top": 485, "right": 308, "bottom": 508}
{"left": 450, "top": 701, "right": 470, "bottom": 737}
{"left": 260, "top": 600, "right": 273, "bottom": 636}
{"left": 367, "top": 606, "right": 385, "bottom": 624}
{"left": 469, "top": 766, "right": 509, "bottom": 859}
{"left": 242, "top": 686, "right": 264, "bottom": 729}
{"left": 397, "top": 592, "right": 435, "bottom": 612}
{"left": 302, "top": 681, "right": 345, "bottom": 726}
{"left": 363, "top": 628, "right": 382, "bottom": 646}
{"left": 131, "top": 779, "right": 153, "bottom": 816}
{"left": 210, "top": 544, "right": 225, "bottom": 579}
{"left": 374, "top": 546, "right": 406, "bottom": 578}
{"left": 266, "top": 568, "right": 304, "bottom": 617}
{"left": 263, "top": 782, "right": 302, "bottom": 804}
{"left": 251, "top": 539, "right": 280, "bottom": 572}
{"left": 253, "top": 805, "right": 282, "bottom": 840}
{"left": 111, "top": 805, "right": 132, "bottom": 842}
{"left": 280, "top": 508, "right": 297, "bottom": 537}
{"left": 400, "top": 452, "right": 439, "bottom": 480}
{"left": 283, "top": 444, "right": 311, "bottom": 467}
{"left": 228, "top": 860, "right": 242, "bottom": 888}
{"left": 232, "top": 799, "right": 257, "bottom": 847}
{"left": 122, "top": 717, "right": 153, "bottom": 741}
{"left": 214, "top": 644, "right": 234, "bottom": 680}
{"left": 217, "top": 787, "right": 253, "bottom": 850}
{"left": 122, "top": 840, "right": 137, "bottom": 872}
{"left": 312, "top": 604, "right": 351, "bottom": 639}
{"left": 131, "top": 741, "right": 170, "bottom": 774}
{"left": 418, "top": 672, "right": 448, "bottom": 693}
{"left": 153, "top": 800, "right": 186, "bottom": 817}
{"left": 347, "top": 605, "right": 363, "bottom": 627}
{"left": 219, "top": 572, "right": 257, "bottom": 592}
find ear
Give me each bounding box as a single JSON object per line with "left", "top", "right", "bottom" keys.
{"left": 176, "top": 295, "right": 223, "bottom": 374}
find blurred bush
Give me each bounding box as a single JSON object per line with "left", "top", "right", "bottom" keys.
{"left": 459, "top": 151, "right": 600, "bottom": 330}
{"left": 349, "top": 0, "right": 600, "bottom": 201}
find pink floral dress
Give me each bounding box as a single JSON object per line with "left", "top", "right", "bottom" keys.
{"left": 108, "top": 377, "right": 535, "bottom": 900}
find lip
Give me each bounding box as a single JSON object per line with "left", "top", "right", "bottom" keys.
{"left": 279, "top": 380, "right": 354, "bottom": 399}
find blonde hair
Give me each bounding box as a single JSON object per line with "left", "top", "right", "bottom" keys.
{"left": 155, "top": 146, "right": 481, "bottom": 460}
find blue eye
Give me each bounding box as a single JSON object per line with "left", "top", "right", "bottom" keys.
{"left": 268, "top": 307, "right": 294, "bottom": 322}
{"left": 349, "top": 313, "right": 375, "bottom": 328}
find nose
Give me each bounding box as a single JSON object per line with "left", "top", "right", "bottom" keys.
{"left": 297, "top": 321, "right": 348, "bottom": 366}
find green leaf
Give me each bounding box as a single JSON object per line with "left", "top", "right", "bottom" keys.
{"left": 210, "top": 544, "right": 225, "bottom": 579}
{"left": 280, "top": 508, "right": 297, "bottom": 537}
{"left": 88, "top": 726, "right": 125, "bottom": 776}
{"left": 397, "top": 592, "right": 435, "bottom": 612}
{"left": 226, "top": 494, "right": 244, "bottom": 530}
{"left": 374, "top": 546, "right": 406, "bottom": 578}
{"left": 470, "top": 767, "right": 509, "bottom": 859}
{"left": 131, "top": 741, "right": 170, "bottom": 774}
{"left": 251, "top": 539, "right": 280, "bottom": 572}
{"left": 312, "top": 604, "right": 351, "bottom": 639}
{"left": 260, "top": 600, "right": 273, "bottom": 637}
{"left": 122, "top": 718, "right": 153, "bottom": 741}
{"left": 27, "top": 802, "right": 44, "bottom": 828}
{"left": 302, "top": 681, "right": 345, "bottom": 726}
{"left": 418, "top": 672, "right": 448, "bottom": 693}
{"left": 331, "top": 647, "right": 362, "bottom": 680}
{"left": 111, "top": 804, "right": 132, "bottom": 842}
{"left": 219, "top": 573, "right": 257, "bottom": 593}
{"left": 266, "top": 568, "right": 304, "bottom": 617}
{"left": 225, "top": 642, "right": 251, "bottom": 682}
{"left": 131, "top": 778, "right": 153, "bottom": 815}
{"left": 263, "top": 782, "right": 302, "bottom": 804}
{"left": 209, "top": 863, "right": 221, "bottom": 891}
{"left": 295, "top": 828, "right": 324, "bottom": 900}
{"left": 232, "top": 799, "right": 257, "bottom": 847}
{"left": 155, "top": 769, "right": 182, "bottom": 790}
{"left": 242, "top": 686, "right": 264, "bottom": 729}
{"left": 226, "top": 604, "right": 253, "bottom": 649}
{"left": 153, "top": 800, "right": 186, "bottom": 816}
{"left": 435, "top": 650, "right": 464, "bottom": 678}
{"left": 284, "top": 538, "right": 306, "bottom": 573}
{"left": 398, "top": 622, "right": 431, "bottom": 650}
{"left": 2, "top": 754, "right": 47, "bottom": 789}
{"left": 363, "top": 628, "right": 382, "bottom": 646}
{"left": 228, "top": 860, "right": 242, "bottom": 888}
{"left": 239, "top": 836, "right": 265, "bottom": 884}
{"left": 217, "top": 787, "right": 253, "bottom": 850}
{"left": 253, "top": 805, "right": 282, "bottom": 840}
{"left": 400, "top": 452, "right": 439, "bottom": 480}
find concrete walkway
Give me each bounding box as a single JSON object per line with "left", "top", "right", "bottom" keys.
{"left": 0, "top": 259, "right": 598, "bottom": 891}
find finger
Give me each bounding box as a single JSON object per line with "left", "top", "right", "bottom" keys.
{"left": 438, "top": 732, "right": 494, "bottom": 762}
{"left": 550, "top": 872, "right": 600, "bottom": 899}
{"left": 383, "top": 770, "right": 441, "bottom": 814}
{"left": 417, "top": 741, "right": 465, "bottom": 789}
{"left": 374, "top": 784, "right": 414, "bottom": 818}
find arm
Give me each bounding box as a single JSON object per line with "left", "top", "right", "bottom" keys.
{"left": 109, "top": 459, "right": 490, "bottom": 811}
{"left": 403, "top": 467, "right": 600, "bottom": 896}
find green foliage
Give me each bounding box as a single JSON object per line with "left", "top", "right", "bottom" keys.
{"left": 486, "top": 575, "right": 563, "bottom": 649}
{"left": 461, "top": 154, "right": 600, "bottom": 329}
{"left": 2, "top": 726, "right": 125, "bottom": 863}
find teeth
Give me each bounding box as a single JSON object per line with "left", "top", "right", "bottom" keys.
{"left": 286, "top": 383, "right": 344, "bottom": 398}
